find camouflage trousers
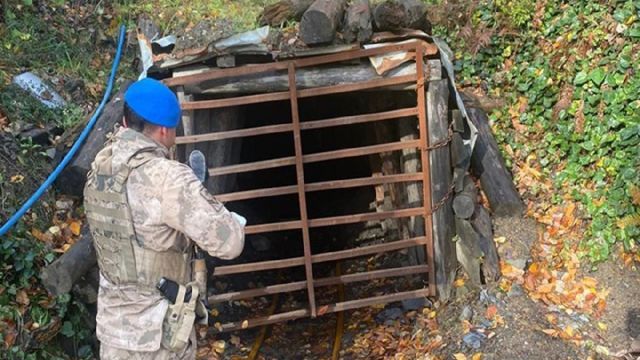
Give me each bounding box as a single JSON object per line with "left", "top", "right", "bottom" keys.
{"left": 99, "top": 332, "right": 196, "bottom": 360}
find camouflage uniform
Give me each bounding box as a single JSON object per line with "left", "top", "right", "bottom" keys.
{"left": 85, "top": 127, "right": 245, "bottom": 359}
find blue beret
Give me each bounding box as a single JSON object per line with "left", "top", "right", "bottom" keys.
{"left": 124, "top": 78, "right": 181, "bottom": 128}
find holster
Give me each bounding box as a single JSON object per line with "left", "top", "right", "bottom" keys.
{"left": 161, "top": 282, "right": 199, "bottom": 352}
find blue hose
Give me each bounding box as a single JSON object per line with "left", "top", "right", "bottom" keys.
{"left": 0, "top": 25, "right": 127, "bottom": 237}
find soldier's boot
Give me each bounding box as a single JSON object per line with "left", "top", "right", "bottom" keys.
{"left": 188, "top": 150, "right": 207, "bottom": 184}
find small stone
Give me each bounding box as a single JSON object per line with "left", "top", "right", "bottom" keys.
{"left": 459, "top": 306, "right": 473, "bottom": 321}
{"left": 463, "top": 331, "right": 487, "bottom": 349}
{"left": 506, "top": 258, "right": 527, "bottom": 271}
{"left": 55, "top": 199, "right": 73, "bottom": 210}
{"left": 507, "top": 284, "right": 524, "bottom": 297}
{"left": 402, "top": 297, "right": 430, "bottom": 311}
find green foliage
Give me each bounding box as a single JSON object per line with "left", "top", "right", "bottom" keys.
{"left": 495, "top": 0, "right": 536, "bottom": 28}
{"left": 438, "top": 0, "right": 640, "bottom": 261}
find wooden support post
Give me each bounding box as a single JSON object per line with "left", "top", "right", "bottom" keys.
{"left": 177, "top": 86, "right": 194, "bottom": 158}
{"left": 452, "top": 175, "right": 477, "bottom": 219}
{"left": 300, "top": 0, "right": 347, "bottom": 45}
{"left": 426, "top": 59, "right": 455, "bottom": 301}
{"left": 342, "top": 0, "right": 373, "bottom": 44}
{"left": 455, "top": 218, "right": 483, "bottom": 285}
{"left": 471, "top": 204, "right": 500, "bottom": 281}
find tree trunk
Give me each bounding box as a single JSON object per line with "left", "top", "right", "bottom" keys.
{"left": 300, "top": 0, "right": 347, "bottom": 45}
{"left": 55, "top": 82, "right": 132, "bottom": 196}
{"left": 426, "top": 60, "right": 455, "bottom": 301}
{"left": 40, "top": 225, "right": 97, "bottom": 296}
{"left": 342, "top": 0, "right": 373, "bottom": 44}
{"left": 467, "top": 105, "right": 525, "bottom": 217}
{"left": 258, "top": 0, "right": 315, "bottom": 26}
{"left": 373, "top": 0, "right": 430, "bottom": 32}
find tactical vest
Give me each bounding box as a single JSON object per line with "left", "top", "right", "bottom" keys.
{"left": 84, "top": 150, "right": 192, "bottom": 288}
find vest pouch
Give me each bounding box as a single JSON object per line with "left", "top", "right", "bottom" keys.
{"left": 161, "top": 282, "right": 199, "bottom": 352}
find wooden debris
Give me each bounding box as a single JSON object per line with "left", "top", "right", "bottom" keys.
{"left": 259, "top": 0, "right": 315, "bottom": 26}
{"left": 373, "top": 0, "right": 431, "bottom": 33}
{"left": 342, "top": 0, "right": 373, "bottom": 44}
{"left": 300, "top": 0, "right": 347, "bottom": 45}
{"left": 452, "top": 175, "right": 477, "bottom": 219}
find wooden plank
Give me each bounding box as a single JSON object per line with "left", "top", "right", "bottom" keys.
{"left": 300, "top": 107, "right": 417, "bottom": 131}
{"left": 215, "top": 185, "right": 299, "bottom": 202}
{"left": 303, "top": 140, "right": 420, "bottom": 164}
{"left": 164, "top": 62, "right": 290, "bottom": 87}
{"left": 176, "top": 123, "right": 293, "bottom": 144}
{"left": 182, "top": 91, "right": 290, "bottom": 110}
{"left": 214, "top": 309, "right": 310, "bottom": 333}
{"left": 176, "top": 86, "right": 194, "bottom": 155}
{"left": 288, "top": 62, "right": 317, "bottom": 317}
{"left": 309, "top": 207, "right": 424, "bottom": 228}
{"left": 297, "top": 74, "right": 416, "bottom": 98}
{"left": 425, "top": 58, "right": 455, "bottom": 300}
{"left": 209, "top": 281, "right": 308, "bottom": 304}
{"left": 292, "top": 40, "right": 418, "bottom": 68}
{"left": 208, "top": 156, "right": 296, "bottom": 176}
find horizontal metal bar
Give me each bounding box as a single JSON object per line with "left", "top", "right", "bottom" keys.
{"left": 305, "top": 173, "right": 423, "bottom": 193}
{"left": 292, "top": 41, "right": 419, "bottom": 68}
{"left": 214, "top": 173, "right": 423, "bottom": 202}
{"left": 297, "top": 74, "right": 416, "bottom": 99}
{"left": 213, "top": 255, "right": 305, "bottom": 276}
{"left": 164, "top": 62, "right": 290, "bottom": 87}
{"left": 314, "top": 265, "right": 428, "bottom": 287}
{"left": 209, "top": 156, "right": 296, "bottom": 176}
{"left": 308, "top": 207, "right": 424, "bottom": 228}
{"left": 311, "top": 236, "right": 428, "bottom": 263}
{"left": 214, "top": 287, "right": 431, "bottom": 332}
{"left": 182, "top": 91, "right": 289, "bottom": 110}
{"left": 215, "top": 185, "right": 299, "bottom": 202}
{"left": 209, "top": 264, "right": 428, "bottom": 304}
{"left": 245, "top": 220, "right": 302, "bottom": 235}
{"left": 299, "top": 107, "right": 418, "bottom": 131}
{"left": 303, "top": 140, "right": 420, "bottom": 164}
{"left": 211, "top": 237, "right": 427, "bottom": 278}
{"left": 214, "top": 309, "right": 310, "bottom": 333}
{"left": 322, "top": 288, "right": 431, "bottom": 314}
{"left": 176, "top": 123, "right": 293, "bottom": 144}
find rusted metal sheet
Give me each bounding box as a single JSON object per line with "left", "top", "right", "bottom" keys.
{"left": 169, "top": 40, "right": 439, "bottom": 331}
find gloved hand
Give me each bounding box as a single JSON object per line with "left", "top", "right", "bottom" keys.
{"left": 231, "top": 212, "right": 247, "bottom": 227}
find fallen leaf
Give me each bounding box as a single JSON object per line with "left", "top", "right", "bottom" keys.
{"left": 210, "top": 308, "right": 219, "bottom": 317}
{"left": 542, "top": 329, "right": 559, "bottom": 337}
{"left": 213, "top": 340, "right": 226, "bottom": 354}
{"left": 318, "top": 305, "right": 329, "bottom": 316}
{"left": 68, "top": 221, "right": 81, "bottom": 236}
{"left": 16, "top": 290, "right": 30, "bottom": 306}
{"left": 454, "top": 278, "right": 466, "bottom": 287}
{"left": 230, "top": 335, "right": 241, "bottom": 347}
{"left": 214, "top": 322, "right": 223, "bottom": 332}
{"left": 472, "top": 353, "right": 483, "bottom": 360}
{"left": 582, "top": 277, "right": 598, "bottom": 288}
{"left": 10, "top": 174, "right": 24, "bottom": 183}
{"left": 241, "top": 320, "right": 249, "bottom": 329}
{"left": 597, "top": 322, "right": 608, "bottom": 331}
{"left": 486, "top": 305, "right": 497, "bottom": 320}
{"left": 494, "top": 236, "right": 507, "bottom": 244}
{"left": 595, "top": 345, "right": 609, "bottom": 356}
{"left": 453, "top": 353, "right": 467, "bottom": 360}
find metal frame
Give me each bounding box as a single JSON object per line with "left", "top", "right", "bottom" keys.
{"left": 165, "top": 40, "right": 436, "bottom": 332}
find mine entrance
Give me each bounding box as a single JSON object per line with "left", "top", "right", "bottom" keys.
{"left": 166, "top": 41, "right": 438, "bottom": 332}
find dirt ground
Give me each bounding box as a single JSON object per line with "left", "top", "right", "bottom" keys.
{"left": 206, "top": 215, "right": 640, "bottom": 360}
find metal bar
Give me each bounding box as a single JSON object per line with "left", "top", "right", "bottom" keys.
{"left": 288, "top": 62, "right": 317, "bottom": 318}
{"left": 214, "top": 309, "right": 311, "bottom": 333}
{"left": 303, "top": 140, "right": 420, "bottom": 164}
{"left": 245, "top": 220, "right": 302, "bottom": 235}
{"left": 416, "top": 42, "right": 437, "bottom": 296}
{"left": 305, "top": 173, "right": 423, "bottom": 193}
{"left": 300, "top": 107, "right": 418, "bottom": 131}
{"left": 182, "top": 91, "right": 289, "bottom": 110}
{"left": 311, "top": 237, "right": 428, "bottom": 263}
{"left": 164, "top": 62, "right": 290, "bottom": 87}
{"left": 209, "top": 264, "right": 428, "bottom": 304}
{"left": 215, "top": 185, "right": 299, "bottom": 202}
{"left": 322, "top": 288, "right": 431, "bottom": 314}
{"left": 176, "top": 123, "right": 293, "bottom": 144}
{"left": 297, "top": 75, "right": 416, "bottom": 99}
{"left": 213, "top": 256, "right": 305, "bottom": 276}
{"left": 208, "top": 156, "right": 296, "bottom": 176}
{"left": 292, "top": 41, "right": 419, "bottom": 68}
{"left": 215, "top": 173, "right": 423, "bottom": 203}
{"left": 308, "top": 207, "right": 424, "bottom": 228}
{"left": 314, "top": 265, "right": 428, "bottom": 287}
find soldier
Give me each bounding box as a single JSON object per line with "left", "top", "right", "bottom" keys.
{"left": 84, "top": 78, "right": 246, "bottom": 359}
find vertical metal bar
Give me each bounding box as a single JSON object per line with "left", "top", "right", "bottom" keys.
{"left": 287, "top": 62, "right": 317, "bottom": 317}
{"left": 415, "top": 43, "right": 437, "bottom": 296}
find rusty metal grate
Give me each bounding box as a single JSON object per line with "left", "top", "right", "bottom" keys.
{"left": 165, "top": 40, "right": 437, "bottom": 332}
